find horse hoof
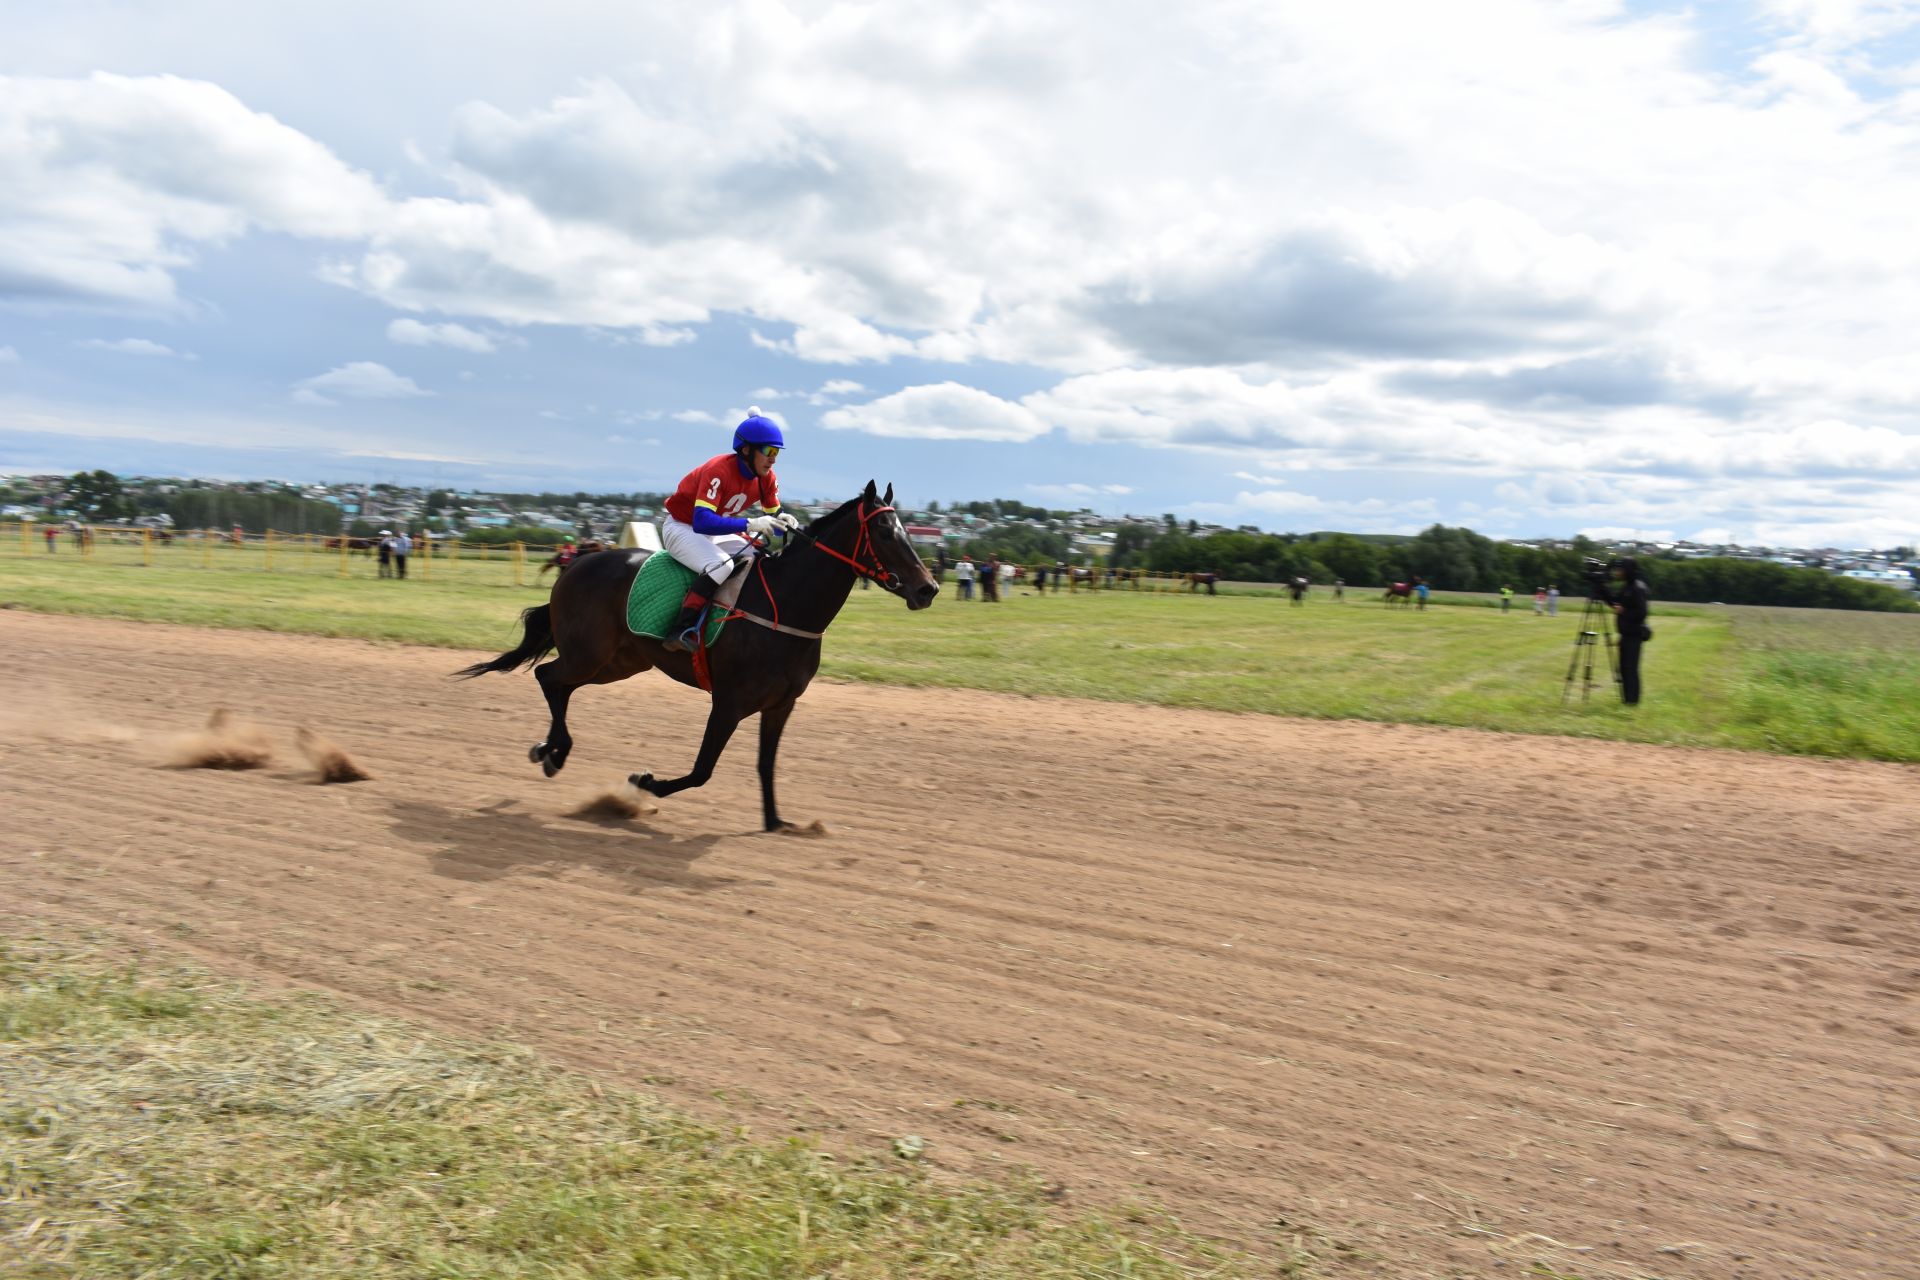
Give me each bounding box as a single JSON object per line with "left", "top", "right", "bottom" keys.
{"left": 630, "top": 772, "right": 656, "bottom": 795}
{"left": 542, "top": 754, "right": 563, "bottom": 778}
{"left": 529, "top": 742, "right": 548, "bottom": 764}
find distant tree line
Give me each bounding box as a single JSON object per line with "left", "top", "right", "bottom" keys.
{"left": 165, "top": 487, "right": 343, "bottom": 535}
{"left": 1110, "top": 522, "right": 1917, "bottom": 613}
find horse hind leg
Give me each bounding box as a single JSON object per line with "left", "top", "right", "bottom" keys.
{"left": 530, "top": 661, "right": 578, "bottom": 777}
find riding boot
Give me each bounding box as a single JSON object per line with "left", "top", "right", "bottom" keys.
{"left": 662, "top": 574, "right": 722, "bottom": 652}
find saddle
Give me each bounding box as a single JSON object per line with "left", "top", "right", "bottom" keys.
{"left": 623, "top": 551, "right": 746, "bottom": 644}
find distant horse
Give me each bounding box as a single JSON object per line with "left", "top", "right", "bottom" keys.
{"left": 1187, "top": 571, "right": 1219, "bottom": 595}
{"left": 324, "top": 536, "right": 379, "bottom": 553}
{"left": 538, "top": 540, "right": 608, "bottom": 577}
{"left": 457, "top": 483, "right": 938, "bottom": 832}
{"left": 1383, "top": 581, "right": 1414, "bottom": 607}
{"left": 1288, "top": 576, "right": 1309, "bottom": 605}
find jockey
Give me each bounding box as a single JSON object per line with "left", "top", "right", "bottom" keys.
{"left": 659, "top": 408, "right": 800, "bottom": 650}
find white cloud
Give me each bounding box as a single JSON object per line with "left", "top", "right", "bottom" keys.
{"left": 1027, "top": 482, "right": 1135, "bottom": 500}
{"left": 387, "top": 318, "right": 497, "bottom": 352}
{"left": 818, "top": 379, "right": 866, "bottom": 397}
{"left": 821, "top": 381, "right": 1049, "bottom": 442}
{"left": 292, "top": 361, "right": 429, "bottom": 405}
{"left": 0, "top": 71, "right": 385, "bottom": 308}
{"left": 670, "top": 409, "right": 721, "bottom": 424}
{"left": 0, "top": 346, "right": 18, "bottom": 363}
{"left": 76, "top": 337, "right": 188, "bottom": 357}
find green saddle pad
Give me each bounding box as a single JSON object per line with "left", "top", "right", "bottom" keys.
{"left": 625, "top": 552, "right": 727, "bottom": 645}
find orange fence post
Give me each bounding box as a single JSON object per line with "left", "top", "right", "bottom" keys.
{"left": 512, "top": 541, "right": 524, "bottom": 587}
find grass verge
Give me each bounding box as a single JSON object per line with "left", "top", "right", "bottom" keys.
{"left": 4, "top": 549, "right": 1918, "bottom": 761}
{"left": 0, "top": 932, "right": 1263, "bottom": 1279}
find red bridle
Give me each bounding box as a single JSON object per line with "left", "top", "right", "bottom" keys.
{"left": 793, "top": 502, "right": 904, "bottom": 592}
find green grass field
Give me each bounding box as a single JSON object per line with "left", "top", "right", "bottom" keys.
{"left": 4, "top": 539, "right": 1917, "bottom": 760}
{"left": 1, "top": 933, "right": 1269, "bottom": 1279}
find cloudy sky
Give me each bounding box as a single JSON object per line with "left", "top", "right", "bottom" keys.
{"left": 4, "top": 0, "right": 1919, "bottom": 546}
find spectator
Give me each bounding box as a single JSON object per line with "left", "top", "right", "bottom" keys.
{"left": 1032, "top": 564, "right": 1048, "bottom": 594}
{"left": 1533, "top": 586, "right": 1546, "bottom": 615}
{"left": 1333, "top": 578, "right": 1344, "bottom": 602}
{"left": 1500, "top": 584, "right": 1514, "bottom": 613}
{"left": 981, "top": 555, "right": 1000, "bottom": 602}
{"left": 1414, "top": 577, "right": 1430, "bottom": 611}
{"left": 42, "top": 524, "right": 56, "bottom": 553}
{"left": 1607, "top": 557, "right": 1651, "bottom": 706}
{"left": 377, "top": 530, "right": 393, "bottom": 578}
{"left": 392, "top": 530, "right": 412, "bottom": 579}
{"left": 1547, "top": 584, "right": 1560, "bottom": 616}
{"left": 955, "top": 555, "right": 976, "bottom": 601}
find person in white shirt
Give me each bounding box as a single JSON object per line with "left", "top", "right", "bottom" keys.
{"left": 392, "top": 531, "right": 412, "bottom": 579}
{"left": 955, "top": 556, "right": 976, "bottom": 600}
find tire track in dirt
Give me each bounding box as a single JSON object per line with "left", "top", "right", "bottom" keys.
{"left": 2, "top": 611, "right": 1915, "bottom": 1279}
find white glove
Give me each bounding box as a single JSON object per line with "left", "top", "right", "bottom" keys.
{"left": 745, "top": 515, "right": 782, "bottom": 541}
{"left": 775, "top": 511, "right": 801, "bottom": 531}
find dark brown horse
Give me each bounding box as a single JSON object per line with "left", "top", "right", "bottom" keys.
{"left": 456, "top": 483, "right": 938, "bottom": 831}
{"left": 537, "top": 539, "right": 608, "bottom": 577}
{"left": 1383, "top": 581, "right": 1414, "bottom": 607}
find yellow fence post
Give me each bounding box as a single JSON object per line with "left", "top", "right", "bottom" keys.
{"left": 338, "top": 533, "right": 349, "bottom": 578}
{"left": 512, "top": 541, "right": 524, "bottom": 587}
{"left": 142, "top": 527, "right": 153, "bottom": 568}
{"left": 82, "top": 525, "right": 93, "bottom": 558}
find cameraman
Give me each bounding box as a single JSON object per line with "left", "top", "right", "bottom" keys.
{"left": 1607, "top": 557, "right": 1651, "bottom": 705}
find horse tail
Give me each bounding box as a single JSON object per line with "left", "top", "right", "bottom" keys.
{"left": 453, "top": 604, "right": 555, "bottom": 678}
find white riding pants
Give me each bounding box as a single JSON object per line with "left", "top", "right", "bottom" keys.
{"left": 662, "top": 516, "right": 751, "bottom": 585}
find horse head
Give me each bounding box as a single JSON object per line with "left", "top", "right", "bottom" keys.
{"left": 802, "top": 482, "right": 939, "bottom": 609}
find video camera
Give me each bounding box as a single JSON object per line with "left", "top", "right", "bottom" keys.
{"left": 1581, "top": 556, "right": 1615, "bottom": 594}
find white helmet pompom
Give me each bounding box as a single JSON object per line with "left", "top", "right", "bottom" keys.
{"left": 747, "top": 405, "right": 762, "bottom": 417}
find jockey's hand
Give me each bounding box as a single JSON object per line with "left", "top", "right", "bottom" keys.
{"left": 746, "top": 515, "right": 783, "bottom": 542}
{"left": 775, "top": 511, "right": 801, "bottom": 531}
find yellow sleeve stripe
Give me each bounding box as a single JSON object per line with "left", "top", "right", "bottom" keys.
{"left": 761, "top": 502, "right": 780, "bottom": 513}
{"left": 693, "top": 499, "right": 717, "bottom": 511}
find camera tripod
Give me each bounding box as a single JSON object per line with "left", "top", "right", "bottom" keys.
{"left": 1562, "top": 589, "right": 1620, "bottom": 704}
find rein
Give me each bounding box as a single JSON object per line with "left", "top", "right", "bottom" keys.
{"left": 718, "top": 501, "right": 901, "bottom": 643}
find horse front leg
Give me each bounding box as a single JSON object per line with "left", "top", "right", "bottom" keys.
{"left": 756, "top": 698, "right": 797, "bottom": 832}
{"left": 632, "top": 700, "right": 741, "bottom": 799}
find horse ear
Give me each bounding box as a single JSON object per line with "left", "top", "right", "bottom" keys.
{"left": 883, "top": 483, "right": 894, "bottom": 505}
{"left": 863, "top": 479, "right": 878, "bottom": 499}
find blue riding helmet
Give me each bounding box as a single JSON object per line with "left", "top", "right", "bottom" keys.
{"left": 733, "top": 408, "right": 785, "bottom": 454}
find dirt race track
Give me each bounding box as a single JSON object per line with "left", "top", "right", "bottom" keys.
{"left": 2, "top": 611, "right": 1915, "bottom": 1279}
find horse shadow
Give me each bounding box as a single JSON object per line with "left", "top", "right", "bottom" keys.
{"left": 387, "top": 797, "right": 748, "bottom": 897}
